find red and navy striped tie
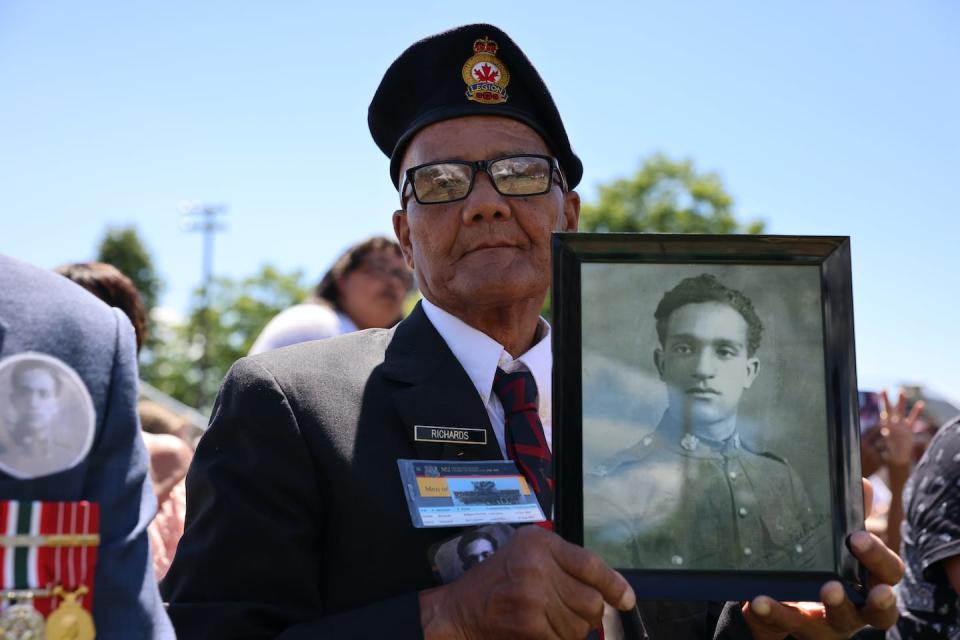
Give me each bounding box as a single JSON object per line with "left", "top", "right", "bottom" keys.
{"left": 493, "top": 367, "right": 554, "bottom": 529}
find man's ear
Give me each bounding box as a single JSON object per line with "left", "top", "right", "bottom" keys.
{"left": 653, "top": 347, "right": 665, "bottom": 380}
{"left": 392, "top": 209, "right": 415, "bottom": 270}
{"left": 559, "top": 190, "right": 580, "bottom": 232}
{"left": 743, "top": 358, "right": 760, "bottom": 389}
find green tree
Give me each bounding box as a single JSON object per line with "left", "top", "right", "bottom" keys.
{"left": 579, "top": 153, "right": 764, "bottom": 234}
{"left": 545, "top": 153, "right": 764, "bottom": 317}
{"left": 96, "top": 226, "right": 164, "bottom": 311}
{"left": 143, "top": 265, "right": 310, "bottom": 410}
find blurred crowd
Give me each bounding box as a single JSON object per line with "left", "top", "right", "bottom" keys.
{"left": 51, "top": 235, "right": 413, "bottom": 582}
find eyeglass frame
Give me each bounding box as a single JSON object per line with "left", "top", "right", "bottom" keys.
{"left": 399, "top": 154, "right": 569, "bottom": 206}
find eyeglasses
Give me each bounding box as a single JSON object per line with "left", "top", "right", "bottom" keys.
{"left": 400, "top": 154, "right": 566, "bottom": 205}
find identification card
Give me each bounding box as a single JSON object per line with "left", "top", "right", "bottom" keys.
{"left": 397, "top": 459, "right": 546, "bottom": 528}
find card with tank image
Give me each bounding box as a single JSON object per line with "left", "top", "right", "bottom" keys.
{"left": 397, "top": 459, "right": 546, "bottom": 528}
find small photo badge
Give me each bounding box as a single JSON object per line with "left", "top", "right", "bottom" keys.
{"left": 428, "top": 523, "right": 517, "bottom": 584}
{"left": 0, "top": 352, "right": 96, "bottom": 479}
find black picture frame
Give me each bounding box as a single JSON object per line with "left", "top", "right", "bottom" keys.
{"left": 552, "top": 233, "right": 866, "bottom": 603}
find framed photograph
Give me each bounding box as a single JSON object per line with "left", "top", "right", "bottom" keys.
{"left": 552, "top": 233, "right": 866, "bottom": 603}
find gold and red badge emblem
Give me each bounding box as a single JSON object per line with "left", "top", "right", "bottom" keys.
{"left": 462, "top": 37, "right": 510, "bottom": 104}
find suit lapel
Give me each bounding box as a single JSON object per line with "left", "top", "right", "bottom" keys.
{"left": 383, "top": 304, "right": 502, "bottom": 462}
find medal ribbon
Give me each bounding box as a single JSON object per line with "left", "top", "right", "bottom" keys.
{"left": 0, "top": 501, "right": 99, "bottom": 615}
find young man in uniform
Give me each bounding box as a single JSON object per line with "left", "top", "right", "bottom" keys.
{"left": 585, "top": 274, "right": 829, "bottom": 573}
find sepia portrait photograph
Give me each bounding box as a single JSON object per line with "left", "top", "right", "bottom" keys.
{"left": 428, "top": 523, "right": 517, "bottom": 585}
{"left": 0, "top": 352, "right": 96, "bottom": 479}
{"left": 578, "top": 261, "right": 834, "bottom": 574}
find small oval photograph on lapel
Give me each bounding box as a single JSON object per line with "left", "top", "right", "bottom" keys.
{"left": 0, "top": 352, "right": 96, "bottom": 479}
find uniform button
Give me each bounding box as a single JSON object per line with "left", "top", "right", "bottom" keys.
{"left": 671, "top": 555, "right": 684, "bottom": 566}
{"left": 743, "top": 547, "right": 752, "bottom": 556}
{"left": 795, "top": 544, "right": 804, "bottom": 553}
{"left": 728, "top": 470, "right": 739, "bottom": 480}
{"left": 738, "top": 507, "right": 748, "bottom": 517}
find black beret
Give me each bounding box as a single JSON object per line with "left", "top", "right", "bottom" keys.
{"left": 369, "top": 23, "right": 583, "bottom": 190}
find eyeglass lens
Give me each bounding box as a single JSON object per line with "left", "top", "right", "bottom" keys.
{"left": 411, "top": 156, "right": 552, "bottom": 203}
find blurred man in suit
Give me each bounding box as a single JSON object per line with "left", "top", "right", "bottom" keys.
{"left": 0, "top": 254, "right": 173, "bottom": 638}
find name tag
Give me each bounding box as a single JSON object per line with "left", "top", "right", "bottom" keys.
{"left": 414, "top": 425, "right": 487, "bottom": 446}
{"left": 397, "top": 459, "right": 546, "bottom": 528}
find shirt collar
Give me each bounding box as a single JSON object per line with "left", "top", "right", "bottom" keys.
{"left": 420, "top": 298, "right": 552, "bottom": 409}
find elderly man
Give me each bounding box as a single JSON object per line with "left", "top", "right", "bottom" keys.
{"left": 585, "top": 274, "right": 829, "bottom": 573}
{"left": 162, "top": 24, "right": 903, "bottom": 640}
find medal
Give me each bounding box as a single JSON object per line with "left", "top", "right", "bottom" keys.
{"left": 0, "top": 594, "right": 46, "bottom": 640}
{"left": 0, "top": 501, "right": 99, "bottom": 638}
{"left": 45, "top": 586, "right": 94, "bottom": 640}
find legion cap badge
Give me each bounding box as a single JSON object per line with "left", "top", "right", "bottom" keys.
{"left": 462, "top": 37, "right": 510, "bottom": 104}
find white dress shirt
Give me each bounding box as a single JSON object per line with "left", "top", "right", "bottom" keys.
{"left": 421, "top": 298, "right": 552, "bottom": 457}
{"left": 420, "top": 299, "right": 624, "bottom": 639}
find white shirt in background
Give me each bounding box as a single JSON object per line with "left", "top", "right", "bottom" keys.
{"left": 249, "top": 303, "right": 357, "bottom": 355}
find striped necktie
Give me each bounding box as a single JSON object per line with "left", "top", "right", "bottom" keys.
{"left": 492, "top": 367, "right": 553, "bottom": 527}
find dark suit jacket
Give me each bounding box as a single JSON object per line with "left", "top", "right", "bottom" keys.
{"left": 162, "top": 303, "right": 752, "bottom": 639}
{"left": 0, "top": 254, "right": 174, "bottom": 638}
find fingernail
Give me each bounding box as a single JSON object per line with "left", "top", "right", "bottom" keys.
{"left": 618, "top": 585, "right": 636, "bottom": 611}
{"left": 877, "top": 588, "right": 896, "bottom": 610}
{"left": 850, "top": 531, "right": 872, "bottom": 553}
{"left": 752, "top": 597, "right": 771, "bottom": 617}
{"left": 823, "top": 584, "right": 845, "bottom": 607}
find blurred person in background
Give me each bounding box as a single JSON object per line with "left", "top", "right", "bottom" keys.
{"left": 2, "top": 254, "right": 174, "bottom": 637}
{"left": 56, "top": 261, "right": 149, "bottom": 353}
{"left": 248, "top": 236, "right": 413, "bottom": 355}
{"left": 889, "top": 412, "right": 960, "bottom": 639}
{"left": 56, "top": 261, "right": 192, "bottom": 580}
{"left": 861, "top": 390, "right": 925, "bottom": 555}
{"left": 138, "top": 399, "right": 191, "bottom": 579}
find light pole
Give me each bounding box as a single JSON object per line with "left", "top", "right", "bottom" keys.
{"left": 180, "top": 201, "right": 227, "bottom": 410}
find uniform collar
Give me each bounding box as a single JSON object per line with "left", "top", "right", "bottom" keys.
{"left": 421, "top": 297, "right": 552, "bottom": 411}
{"left": 656, "top": 412, "right": 743, "bottom": 457}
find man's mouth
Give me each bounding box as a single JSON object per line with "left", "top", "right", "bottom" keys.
{"left": 686, "top": 387, "right": 720, "bottom": 397}
{"left": 464, "top": 242, "right": 518, "bottom": 255}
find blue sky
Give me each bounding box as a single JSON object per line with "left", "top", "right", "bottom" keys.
{"left": 1, "top": 1, "right": 958, "bottom": 403}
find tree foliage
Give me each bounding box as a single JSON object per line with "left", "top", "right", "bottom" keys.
{"left": 579, "top": 153, "right": 764, "bottom": 234}
{"left": 544, "top": 153, "right": 763, "bottom": 318}
{"left": 142, "top": 265, "right": 310, "bottom": 410}
{"left": 96, "top": 226, "right": 164, "bottom": 311}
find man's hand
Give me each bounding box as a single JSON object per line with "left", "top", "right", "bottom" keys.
{"left": 742, "top": 479, "right": 905, "bottom": 640}
{"left": 419, "top": 525, "right": 635, "bottom": 640}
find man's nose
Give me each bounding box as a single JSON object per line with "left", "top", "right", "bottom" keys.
{"left": 692, "top": 350, "right": 716, "bottom": 378}
{"left": 461, "top": 171, "right": 512, "bottom": 224}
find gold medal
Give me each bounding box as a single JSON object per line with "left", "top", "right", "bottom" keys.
{"left": 45, "top": 586, "right": 94, "bottom": 640}
{"left": 0, "top": 594, "right": 46, "bottom": 640}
